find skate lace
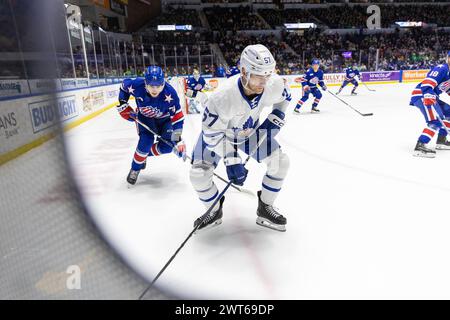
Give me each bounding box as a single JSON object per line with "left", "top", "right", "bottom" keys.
{"left": 130, "top": 171, "right": 139, "bottom": 179}
{"left": 201, "top": 211, "right": 216, "bottom": 225}
{"left": 265, "top": 204, "right": 281, "bottom": 219}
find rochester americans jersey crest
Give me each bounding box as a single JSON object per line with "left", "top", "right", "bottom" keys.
{"left": 118, "top": 77, "right": 184, "bottom": 130}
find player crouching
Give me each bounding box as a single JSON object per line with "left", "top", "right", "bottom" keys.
{"left": 410, "top": 51, "right": 450, "bottom": 158}
{"left": 189, "top": 44, "right": 291, "bottom": 233}
{"left": 294, "top": 59, "right": 327, "bottom": 114}
{"left": 336, "top": 65, "right": 361, "bottom": 95}
{"left": 117, "top": 66, "right": 186, "bottom": 185}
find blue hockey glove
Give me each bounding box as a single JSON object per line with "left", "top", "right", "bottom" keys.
{"left": 224, "top": 157, "right": 248, "bottom": 186}
{"left": 258, "top": 109, "right": 285, "bottom": 137}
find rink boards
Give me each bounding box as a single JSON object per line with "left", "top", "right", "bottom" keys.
{"left": 0, "top": 84, "right": 122, "bottom": 165}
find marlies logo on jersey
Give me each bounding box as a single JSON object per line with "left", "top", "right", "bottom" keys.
{"left": 242, "top": 117, "right": 254, "bottom": 130}
{"left": 139, "top": 106, "right": 164, "bottom": 118}
{"left": 231, "top": 117, "right": 255, "bottom": 139}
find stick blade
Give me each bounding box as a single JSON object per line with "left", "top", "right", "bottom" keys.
{"left": 362, "top": 113, "right": 374, "bottom": 116}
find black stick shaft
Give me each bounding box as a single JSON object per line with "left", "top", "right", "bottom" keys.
{"left": 327, "top": 91, "right": 373, "bottom": 116}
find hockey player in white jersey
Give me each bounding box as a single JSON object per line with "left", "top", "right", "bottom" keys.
{"left": 189, "top": 44, "right": 292, "bottom": 232}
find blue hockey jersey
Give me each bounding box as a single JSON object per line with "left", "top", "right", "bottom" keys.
{"left": 226, "top": 66, "right": 240, "bottom": 78}
{"left": 301, "top": 68, "right": 326, "bottom": 89}
{"left": 186, "top": 76, "right": 206, "bottom": 92}
{"left": 118, "top": 77, "right": 184, "bottom": 130}
{"left": 344, "top": 67, "right": 360, "bottom": 81}
{"left": 410, "top": 63, "right": 450, "bottom": 106}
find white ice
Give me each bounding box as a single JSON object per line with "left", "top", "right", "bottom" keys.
{"left": 63, "top": 82, "right": 450, "bottom": 299}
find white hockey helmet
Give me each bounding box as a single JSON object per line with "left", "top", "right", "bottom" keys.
{"left": 239, "top": 44, "right": 276, "bottom": 78}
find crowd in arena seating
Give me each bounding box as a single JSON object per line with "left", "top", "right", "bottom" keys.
{"left": 259, "top": 8, "right": 319, "bottom": 28}
{"left": 377, "top": 4, "right": 450, "bottom": 28}
{"left": 218, "top": 33, "right": 303, "bottom": 74}
{"left": 145, "top": 7, "right": 201, "bottom": 27}
{"left": 259, "top": 4, "right": 450, "bottom": 29}
{"left": 204, "top": 6, "right": 267, "bottom": 31}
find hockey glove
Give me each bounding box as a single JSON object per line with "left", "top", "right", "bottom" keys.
{"left": 117, "top": 103, "right": 136, "bottom": 122}
{"left": 423, "top": 93, "right": 437, "bottom": 107}
{"left": 171, "top": 129, "right": 186, "bottom": 161}
{"left": 258, "top": 109, "right": 286, "bottom": 139}
{"left": 322, "top": 85, "right": 328, "bottom": 91}
{"left": 303, "top": 85, "right": 310, "bottom": 93}
{"left": 224, "top": 157, "right": 248, "bottom": 186}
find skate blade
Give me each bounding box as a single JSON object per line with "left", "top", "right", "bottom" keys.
{"left": 194, "top": 219, "right": 222, "bottom": 234}
{"left": 436, "top": 145, "right": 450, "bottom": 150}
{"left": 256, "top": 217, "right": 286, "bottom": 232}
{"left": 413, "top": 151, "right": 436, "bottom": 158}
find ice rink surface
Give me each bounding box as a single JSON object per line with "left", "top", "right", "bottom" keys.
{"left": 63, "top": 82, "right": 450, "bottom": 299}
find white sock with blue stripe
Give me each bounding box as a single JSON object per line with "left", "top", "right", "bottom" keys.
{"left": 261, "top": 151, "right": 290, "bottom": 205}
{"left": 190, "top": 162, "right": 221, "bottom": 212}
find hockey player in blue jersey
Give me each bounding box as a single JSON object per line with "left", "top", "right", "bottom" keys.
{"left": 226, "top": 65, "right": 240, "bottom": 78}
{"left": 215, "top": 65, "right": 226, "bottom": 78}
{"left": 117, "top": 66, "right": 186, "bottom": 185}
{"left": 336, "top": 66, "right": 361, "bottom": 95}
{"left": 409, "top": 51, "right": 450, "bottom": 158}
{"left": 186, "top": 69, "right": 208, "bottom": 113}
{"left": 294, "top": 59, "right": 327, "bottom": 114}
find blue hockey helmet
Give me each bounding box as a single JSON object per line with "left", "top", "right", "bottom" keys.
{"left": 144, "top": 66, "right": 165, "bottom": 86}
{"left": 311, "top": 59, "right": 320, "bottom": 65}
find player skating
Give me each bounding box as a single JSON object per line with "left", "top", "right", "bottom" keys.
{"left": 189, "top": 44, "right": 292, "bottom": 232}
{"left": 294, "top": 59, "right": 327, "bottom": 114}
{"left": 117, "top": 66, "right": 186, "bottom": 185}
{"left": 186, "top": 69, "right": 209, "bottom": 114}
{"left": 336, "top": 65, "right": 361, "bottom": 95}
{"left": 410, "top": 51, "right": 450, "bottom": 158}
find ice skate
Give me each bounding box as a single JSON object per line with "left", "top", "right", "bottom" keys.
{"left": 413, "top": 142, "right": 436, "bottom": 158}
{"left": 127, "top": 169, "right": 140, "bottom": 186}
{"left": 194, "top": 196, "right": 225, "bottom": 233}
{"left": 436, "top": 135, "right": 450, "bottom": 150}
{"left": 256, "top": 191, "right": 286, "bottom": 232}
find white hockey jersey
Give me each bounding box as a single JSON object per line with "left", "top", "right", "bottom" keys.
{"left": 201, "top": 74, "right": 291, "bottom": 157}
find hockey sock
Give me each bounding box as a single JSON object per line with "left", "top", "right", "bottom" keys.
{"left": 261, "top": 151, "right": 290, "bottom": 205}
{"left": 418, "top": 127, "right": 437, "bottom": 144}
{"left": 132, "top": 148, "right": 148, "bottom": 170}
{"left": 312, "top": 98, "right": 320, "bottom": 107}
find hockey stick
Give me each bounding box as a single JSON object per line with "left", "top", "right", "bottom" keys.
{"left": 361, "top": 81, "right": 376, "bottom": 92}
{"left": 327, "top": 91, "right": 374, "bottom": 116}
{"left": 133, "top": 117, "right": 254, "bottom": 195}
{"left": 432, "top": 104, "right": 450, "bottom": 135}
{"left": 138, "top": 131, "right": 268, "bottom": 299}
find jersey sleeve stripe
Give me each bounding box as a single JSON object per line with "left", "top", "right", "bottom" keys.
{"left": 421, "top": 78, "right": 438, "bottom": 88}
{"left": 170, "top": 111, "right": 184, "bottom": 123}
